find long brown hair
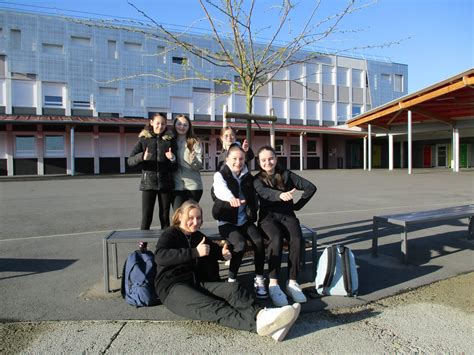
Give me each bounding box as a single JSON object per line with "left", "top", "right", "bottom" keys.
{"left": 257, "top": 145, "right": 285, "bottom": 190}
{"left": 171, "top": 200, "right": 203, "bottom": 228}
{"left": 173, "top": 114, "right": 200, "bottom": 151}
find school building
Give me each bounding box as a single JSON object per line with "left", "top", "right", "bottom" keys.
{"left": 0, "top": 9, "right": 412, "bottom": 176}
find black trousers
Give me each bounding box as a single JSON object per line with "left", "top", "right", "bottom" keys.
{"left": 172, "top": 190, "right": 203, "bottom": 210}
{"left": 218, "top": 222, "right": 265, "bottom": 279}
{"left": 141, "top": 190, "right": 173, "bottom": 230}
{"left": 163, "top": 281, "right": 261, "bottom": 332}
{"left": 259, "top": 213, "right": 302, "bottom": 280}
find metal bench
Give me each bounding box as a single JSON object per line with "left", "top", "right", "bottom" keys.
{"left": 103, "top": 225, "right": 317, "bottom": 293}
{"left": 372, "top": 204, "right": 474, "bottom": 264}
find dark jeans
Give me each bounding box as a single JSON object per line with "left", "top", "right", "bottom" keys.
{"left": 172, "top": 190, "right": 203, "bottom": 210}
{"left": 141, "top": 190, "right": 173, "bottom": 230}
{"left": 218, "top": 222, "right": 265, "bottom": 279}
{"left": 259, "top": 213, "right": 302, "bottom": 280}
{"left": 163, "top": 281, "right": 261, "bottom": 332}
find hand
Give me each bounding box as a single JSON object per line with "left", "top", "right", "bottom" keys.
{"left": 165, "top": 147, "right": 174, "bottom": 161}
{"left": 279, "top": 188, "right": 296, "bottom": 202}
{"left": 189, "top": 150, "right": 196, "bottom": 161}
{"left": 229, "top": 198, "right": 246, "bottom": 208}
{"left": 242, "top": 139, "right": 249, "bottom": 152}
{"left": 143, "top": 147, "right": 151, "bottom": 160}
{"left": 196, "top": 237, "right": 210, "bottom": 257}
{"left": 222, "top": 243, "right": 232, "bottom": 261}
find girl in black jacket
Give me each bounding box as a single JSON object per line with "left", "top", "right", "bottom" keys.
{"left": 127, "top": 113, "right": 177, "bottom": 230}
{"left": 212, "top": 144, "right": 267, "bottom": 299}
{"left": 154, "top": 200, "right": 300, "bottom": 342}
{"left": 254, "top": 145, "right": 316, "bottom": 307}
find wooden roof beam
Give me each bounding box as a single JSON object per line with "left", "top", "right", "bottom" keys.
{"left": 409, "top": 107, "right": 455, "bottom": 126}
{"left": 387, "top": 108, "right": 405, "bottom": 125}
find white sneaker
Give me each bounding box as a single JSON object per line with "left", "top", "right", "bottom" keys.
{"left": 271, "top": 303, "right": 301, "bottom": 342}
{"left": 256, "top": 305, "right": 296, "bottom": 336}
{"left": 254, "top": 277, "right": 269, "bottom": 299}
{"left": 269, "top": 285, "right": 289, "bottom": 307}
{"left": 286, "top": 281, "right": 307, "bottom": 303}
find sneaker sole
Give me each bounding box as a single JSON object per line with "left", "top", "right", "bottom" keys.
{"left": 271, "top": 303, "right": 301, "bottom": 342}
{"left": 256, "top": 293, "right": 269, "bottom": 299}
{"left": 257, "top": 306, "right": 295, "bottom": 336}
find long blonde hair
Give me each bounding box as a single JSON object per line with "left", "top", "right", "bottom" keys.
{"left": 171, "top": 200, "right": 203, "bottom": 228}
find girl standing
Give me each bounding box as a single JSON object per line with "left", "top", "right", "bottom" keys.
{"left": 172, "top": 114, "right": 204, "bottom": 209}
{"left": 216, "top": 126, "right": 254, "bottom": 171}
{"left": 154, "top": 200, "right": 300, "bottom": 342}
{"left": 212, "top": 144, "right": 268, "bottom": 299}
{"left": 254, "top": 145, "right": 316, "bottom": 306}
{"left": 127, "top": 113, "right": 177, "bottom": 230}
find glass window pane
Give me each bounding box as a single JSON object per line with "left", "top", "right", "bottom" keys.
{"left": 45, "top": 136, "right": 64, "bottom": 153}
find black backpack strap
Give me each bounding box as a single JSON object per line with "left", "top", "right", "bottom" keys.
{"left": 340, "top": 246, "right": 353, "bottom": 296}
{"left": 322, "top": 245, "right": 337, "bottom": 293}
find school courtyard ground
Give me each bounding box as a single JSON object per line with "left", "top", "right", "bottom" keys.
{"left": 0, "top": 169, "right": 473, "bottom": 353}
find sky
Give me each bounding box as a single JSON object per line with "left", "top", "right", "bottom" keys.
{"left": 1, "top": 0, "right": 472, "bottom": 94}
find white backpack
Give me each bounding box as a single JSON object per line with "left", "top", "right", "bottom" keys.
{"left": 315, "top": 245, "right": 358, "bottom": 296}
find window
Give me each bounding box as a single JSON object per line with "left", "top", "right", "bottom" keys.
{"left": 337, "top": 67, "right": 349, "bottom": 86}
{"left": 10, "top": 29, "right": 21, "bottom": 50}
{"left": 42, "top": 43, "right": 63, "bottom": 55}
{"left": 43, "top": 82, "right": 64, "bottom": 107}
{"left": 99, "top": 87, "right": 118, "bottom": 96}
{"left": 44, "top": 135, "right": 64, "bottom": 156}
{"left": 381, "top": 73, "right": 391, "bottom": 85}
{"left": 322, "top": 65, "right": 334, "bottom": 85}
{"left": 73, "top": 100, "right": 91, "bottom": 108}
{"left": 12, "top": 79, "right": 35, "bottom": 107}
{"left": 125, "top": 88, "right": 134, "bottom": 107}
{"left": 275, "top": 139, "right": 284, "bottom": 155}
{"left": 157, "top": 46, "right": 166, "bottom": 64}
{"left": 290, "top": 144, "right": 299, "bottom": 154}
{"left": 15, "top": 136, "right": 36, "bottom": 157}
{"left": 0, "top": 55, "right": 5, "bottom": 79}
{"left": 394, "top": 74, "right": 403, "bottom": 92}
{"left": 193, "top": 88, "right": 211, "bottom": 114}
{"left": 322, "top": 102, "right": 334, "bottom": 120}
{"left": 337, "top": 103, "right": 349, "bottom": 122}
{"left": 124, "top": 42, "right": 142, "bottom": 52}
{"left": 352, "top": 104, "right": 362, "bottom": 117}
{"left": 108, "top": 40, "right": 117, "bottom": 59}
{"left": 71, "top": 36, "right": 91, "bottom": 47}
{"left": 172, "top": 56, "right": 187, "bottom": 65}
{"left": 307, "top": 140, "right": 317, "bottom": 155}
{"left": 352, "top": 69, "right": 362, "bottom": 88}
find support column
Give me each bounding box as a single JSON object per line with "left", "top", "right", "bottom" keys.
{"left": 37, "top": 125, "right": 44, "bottom": 175}
{"left": 453, "top": 126, "right": 459, "bottom": 172}
{"left": 119, "top": 126, "right": 126, "bottom": 174}
{"left": 368, "top": 124, "right": 372, "bottom": 171}
{"left": 408, "top": 110, "right": 412, "bottom": 175}
{"left": 388, "top": 133, "right": 394, "bottom": 171}
{"left": 70, "top": 125, "right": 75, "bottom": 176}
{"left": 93, "top": 125, "right": 100, "bottom": 174}
{"left": 6, "top": 124, "right": 13, "bottom": 175}
{"left": 189, "top": 102, "right": 194, "bottom": 121}
{"left": 363, "top": 136, "right": 367, "bottom": 170}
{"left": 269, "top": 108, "right": 275, "bottom": 149}
{"left": 36, "top": 81, "right": 42, "bottom": 116}
{"left": 223, "top": 105, "right": 228, "bottom": 127}
{"left": 299, "top": 133, "right": 304, "bottom": 171}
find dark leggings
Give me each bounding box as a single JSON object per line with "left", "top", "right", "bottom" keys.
{"left": 164, "top": 281, "right": 261, "bottom": 332}
{"left": 218, "top": 222, "right": 265, "bottom": 279}
{"left": 259, "top": 214, "right": 302, "bottom": 280}
{"left": 172, "top": 190, "right": 203, "bottom": 210}
{"left": 141, "top": 190, "right": 173, "bottom": 230}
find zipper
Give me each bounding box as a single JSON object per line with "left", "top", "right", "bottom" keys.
{"left": 185, "top": 234, "right": 197, "bottom": 284}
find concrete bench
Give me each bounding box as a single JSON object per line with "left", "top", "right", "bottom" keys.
{"left": 103, "top": 225, "right": 317, "bottom": 293}
{"left": 372, "top": 204, "right": 474, "bottom": 264}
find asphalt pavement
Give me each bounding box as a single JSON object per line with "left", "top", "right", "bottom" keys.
{"left": 0, "top": 168, "right": 473, "bottom": 353}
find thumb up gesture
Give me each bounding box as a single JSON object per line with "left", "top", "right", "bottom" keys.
{"left": 165, "top": 147, "right": 175, "bottom": 161}
{"left": 279, "top": 188, "right": 296, "bottom": 202}
{"left": 143, "top": 147, "right": 151, "bottom": 160}
{"left": 196, "top": 237, "right": 210, "bottom": 257}
{"left": 222, "top": 243, "right": 232, "bottom": 261}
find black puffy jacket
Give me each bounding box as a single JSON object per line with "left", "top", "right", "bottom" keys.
{"left": 127, "top": 129, "right": 177, "bottom": 191}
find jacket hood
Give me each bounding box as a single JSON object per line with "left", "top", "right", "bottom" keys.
{"left": 139, "top": 129, "right": 154, "bottom": 138}
{"left": 139, "top": 129, "right": 175, "bottom": 139}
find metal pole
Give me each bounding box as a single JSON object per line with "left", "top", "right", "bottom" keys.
{"left": 363, "top": 136, "right": 367, "bottom": 170}
{"left": 388, "top": 133, "right": 393, "bottom": 171}
{"left": 368, "top": 124, "right": 372, "bottom": 171}
{"left": 70, "top": 125, "right": 75, "bottom": 176}
{"left": 270, "top": 108, "right": 275, "bottom": 149}
{"left": 408, "top": 110, "right": 412, "bottom": 175}
{"left": 299, "top": 133, "right": 304, "bottom": 171}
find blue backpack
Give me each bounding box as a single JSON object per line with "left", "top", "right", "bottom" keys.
{"left": 121, "top": 250, "right": 159, "bottom": 307}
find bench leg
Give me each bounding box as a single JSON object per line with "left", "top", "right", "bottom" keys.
{"left": 401, "top": 225, "right": 408, "bottom": 264}
{"left": 372, "top": 218, "right": 379, "bottom": 257}
{"left": 112, "top": 243, "right": 119, "bottom": 279}
{"left": 103, "top": 238, "right": 110, "bottom": 293}
{"left": 468, "top": 216, "right": 474, "bottom": 240}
